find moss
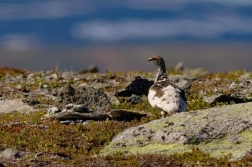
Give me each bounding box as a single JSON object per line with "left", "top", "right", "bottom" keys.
{"left": 195, "top": 130, "right": 252, "bottom": 160}
{"left": 71, "top": 148, "right": 251, "bottom": 167}
{"left": 101, "top": 143, "right": 191, "bottom": 156}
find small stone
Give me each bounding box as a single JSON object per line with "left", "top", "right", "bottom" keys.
{"left": 61, "top": 109, "right": 67, "bottom": 112}
{"left": 174, "top": 62, "right": 184, "bottom": 71}
{"left": 62, "top": 71, "right": 75, "bottom": 80}
{"left": 105, "top": 92, "right": 120, "bottom": 106}
{"left": 60, "top": 120, "right": 75, "bottom": 125}
{"left": 65, "top": 103, "right": 74, "bottom": 109}
{"left": 47, "top": 107, "right": 60, "bottom": 115}
{"left": 82, "top": 120, "right": 91, "bottom": 125}
{"left": 127, "top": 94, "right": 141, "bottom": 105}
{"left": 229, "top": 82, "right": 236, "bottom": 89}
{"left": 42, "top": 71, "right": 58, "bottom": 81}
{"left": 58, "top": 84, "right": 75, "bottom": 97}
{"left": 110, "top": 96, "right": 120, "bottom": 106}
{"left": 16, "top": 85, "right": 22, "bottom": 90}
{"left": 238, "top": 73, "right": 250, "bottom": 81}
{"left": 42, "top": 84, "right": 48, "bottom": 88}
{"left": 27, "top": 73, "right": 34, "bottom": 81}
{"left": 75, "top": 120, "right": 83, "bottom": 123}
{"left": 72, "top": 104, "right": 91, "bottom": 113}
{"left": 52, "top": 89, "right": 58, "bottom": 96}
{"left": 238, "top": 82, "right": 245, "bottom": 88}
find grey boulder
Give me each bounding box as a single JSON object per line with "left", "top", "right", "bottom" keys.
{"left": 101, "top": 102, "right": 252, "bottom": 161}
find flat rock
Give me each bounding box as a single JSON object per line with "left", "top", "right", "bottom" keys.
{"left": 48, "top": 111, "right": 111, "bottom": 121}
{"left": 0, "top": 99, "right": 34, "bottom": 114}
{"left": 101, "top": 102, "right": 252, "bottom": 161}
{"left": 109, "top": 109, "right": 149, "bottom": 121}
{"left": 203, "top": 94, "right": 245, "bottom": 105}
{"left": 48, "top": 108, "right": 148, "bottom": 121}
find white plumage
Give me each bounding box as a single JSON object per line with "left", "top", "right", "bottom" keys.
{"left": 148, "top": 84, "right": 186, "bottom": 116}
{"left": 147, "top": 55, "right": 187, "bottom": 117}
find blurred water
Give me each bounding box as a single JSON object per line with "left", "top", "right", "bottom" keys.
{"left": 1, "top": 1, "right": 252, "bottom": 72}
{"left": 1, "top": 42, "right": 252, "bottom": 73}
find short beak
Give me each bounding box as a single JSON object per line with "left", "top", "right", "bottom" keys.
{"left": 148, "top": 58, "right": 153, "bottom": 62}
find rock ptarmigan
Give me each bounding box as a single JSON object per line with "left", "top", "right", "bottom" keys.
{"left": 147, "top": 55, "right": 187, "bottom": 117}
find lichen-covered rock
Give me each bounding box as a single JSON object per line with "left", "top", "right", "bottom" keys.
{"left": 55, "top": 84, "right": 112, "bottom": 113}
{"left": 0, "top": 148, "right": 20, "bottom": 159}
{"left": 228, "top": 80, "right": 252, "bottom": 100}
{"left": 101, "top": 102, "right": 252, "bottom": 161}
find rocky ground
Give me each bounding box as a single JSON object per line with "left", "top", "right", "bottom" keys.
{"left": 0, "top": 66, "right": 252, "bottom": 166}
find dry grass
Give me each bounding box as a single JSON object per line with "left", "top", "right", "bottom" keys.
{"left": 0, "top": 111, "right": 140, "bottom": 156}
{"left": 0, "top": 66, "right": 28, "bottom": 80}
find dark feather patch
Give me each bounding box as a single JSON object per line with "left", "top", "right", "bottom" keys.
{"left": 150, "top": 79, "right": 187, "bottom": 103}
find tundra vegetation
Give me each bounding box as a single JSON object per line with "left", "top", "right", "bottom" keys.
{"left": 0, "top": 66, "right": 252, "bottom": 166}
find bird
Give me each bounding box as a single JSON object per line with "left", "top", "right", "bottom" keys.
{"left": 147, "top": 55, "right": 187, "bottom": 117}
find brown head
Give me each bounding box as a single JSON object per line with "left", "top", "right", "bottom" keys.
{"left": 148, "top": 55, "right": 166, "bottom": 67}
{"left": 148, "top": 55, "right": 168, "bottom": 82}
